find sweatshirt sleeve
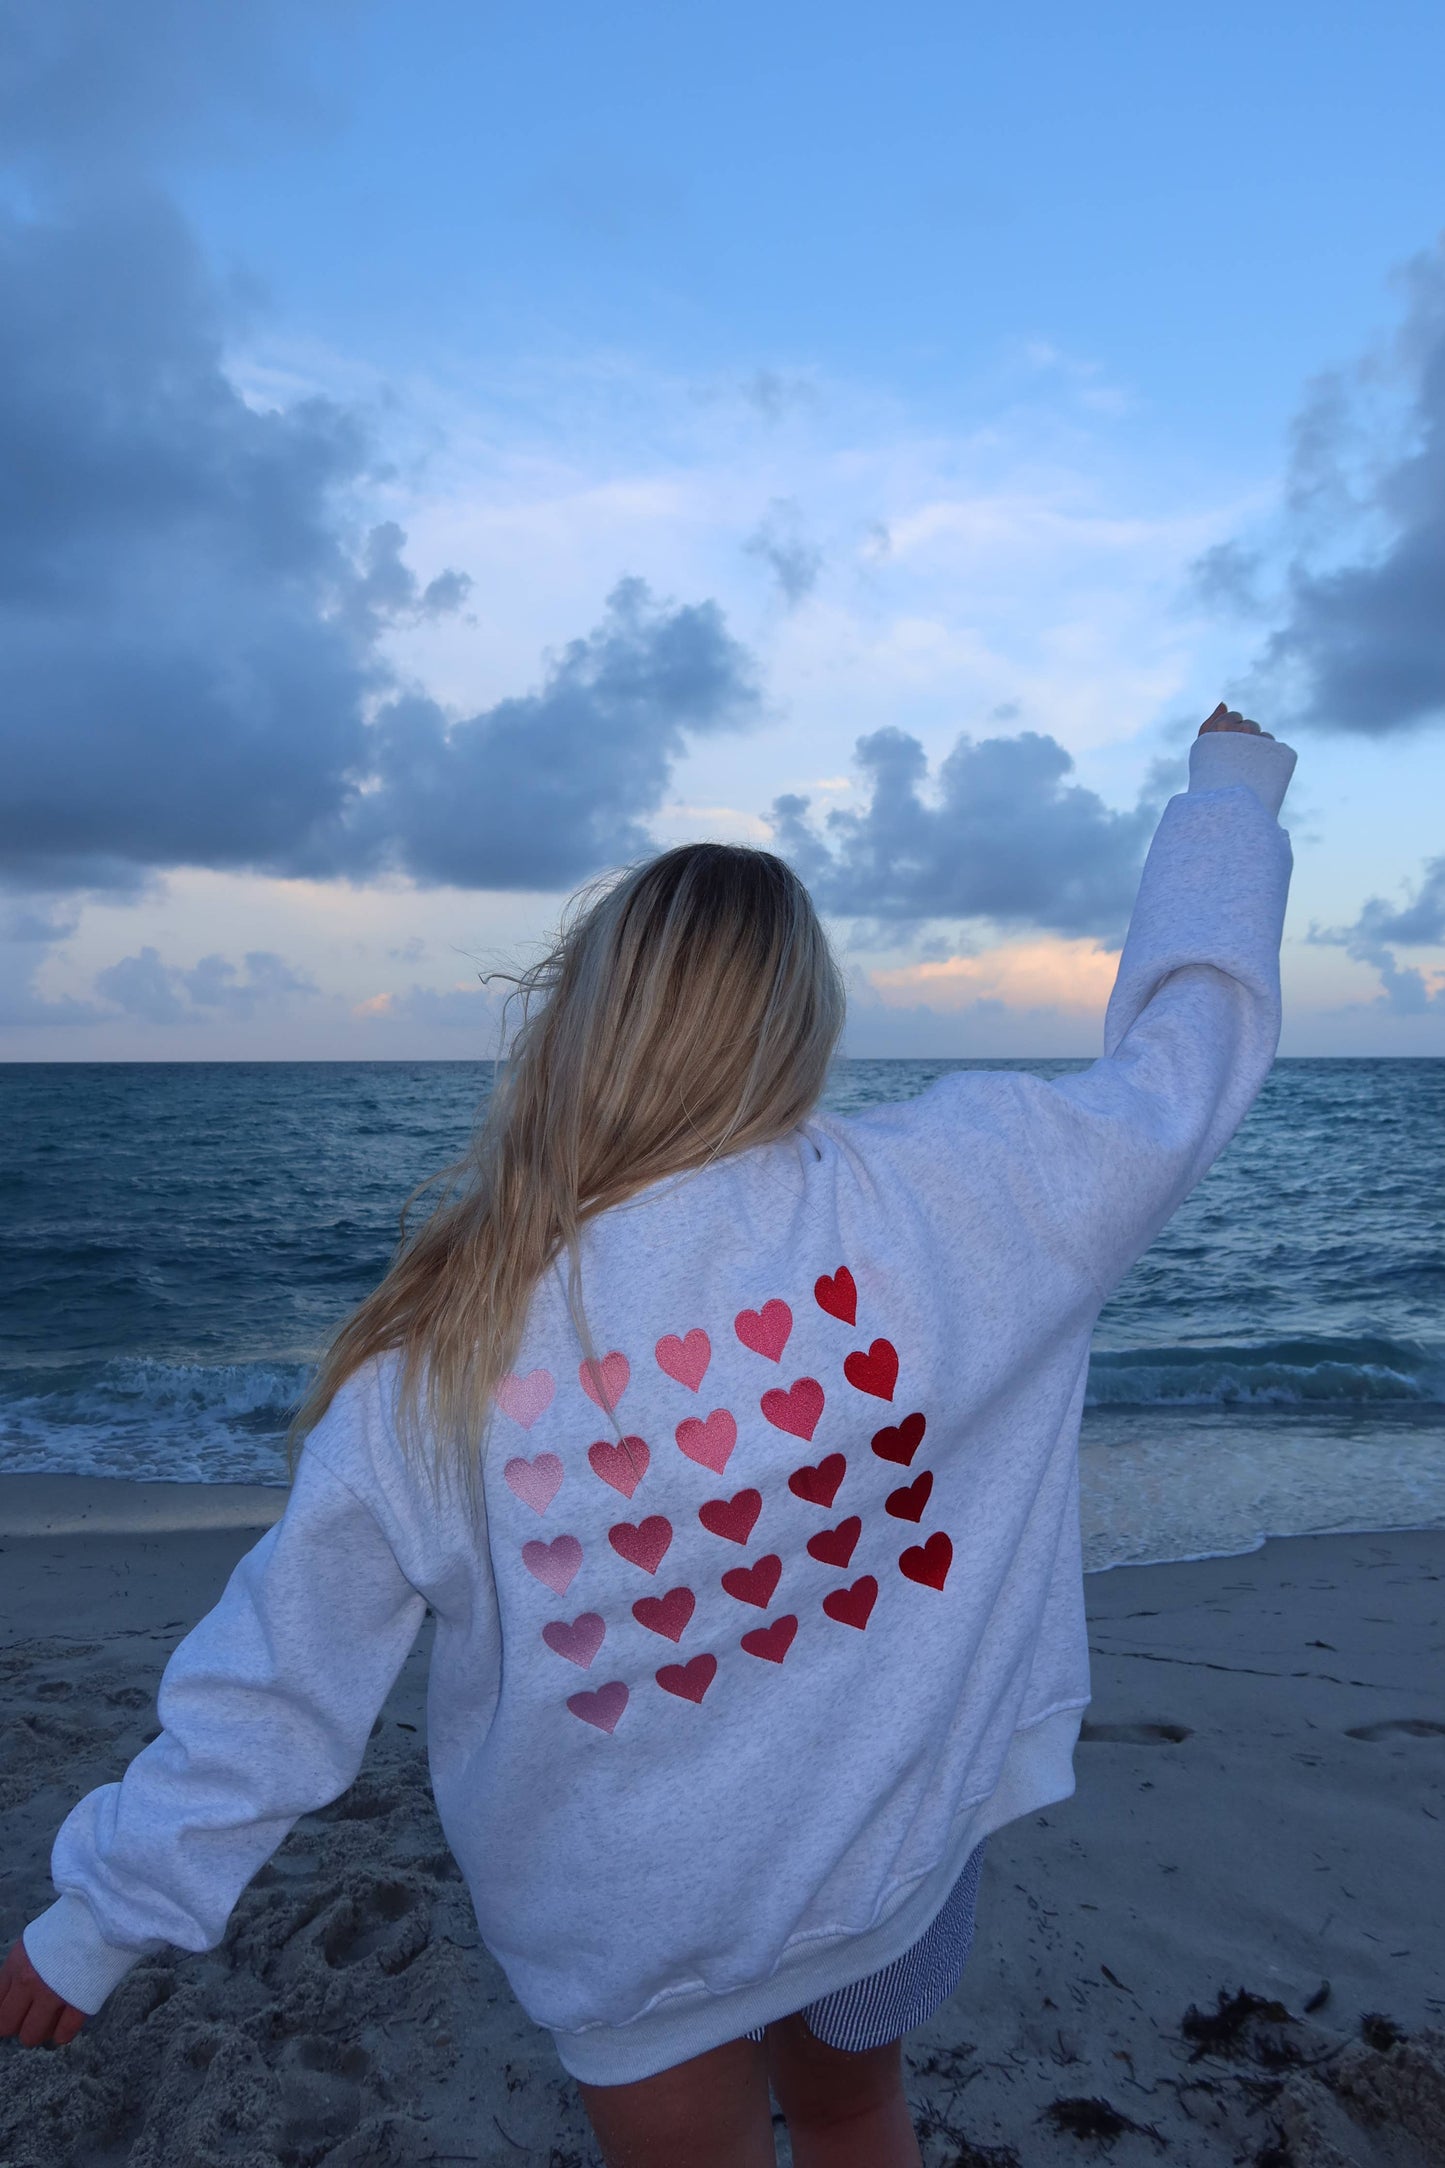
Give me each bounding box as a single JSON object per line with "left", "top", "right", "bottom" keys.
{"left": 21, "top": 1428, "right": 429, "bottom": 2016}
{"left": 1009, "top": 729, "right": 1296, "bottom": 1304}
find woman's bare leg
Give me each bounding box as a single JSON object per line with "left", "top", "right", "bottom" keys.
{"left": 766, "top": 2011, "right": 923, "bottom": 2168}
{"left": 576, "top": 2031, "right": 776, "bottom": 2168}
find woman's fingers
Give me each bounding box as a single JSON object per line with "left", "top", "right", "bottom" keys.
{"left": 1199, "top": 704, "right": 1274, "bottom": 739}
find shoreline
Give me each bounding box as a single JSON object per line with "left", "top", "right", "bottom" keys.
{"left": 3, "top": 1468, "right": 1443, "bottom": 1578}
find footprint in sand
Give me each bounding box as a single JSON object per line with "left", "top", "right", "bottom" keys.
{"left": 1079, "top": 1720, "right": 1192, "bottom": 1744}
{"left": 1345, "top": 1718, "right": 1445, "bottom": 1741}
{"left": 318, "top": 1876, "right": 432, "bottom": 1977}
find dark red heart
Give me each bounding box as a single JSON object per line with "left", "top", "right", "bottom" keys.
{"left": 822, "top": 1576, "right": 877, "bottom": 1631}
{"left": 631, "top": 1586, "right": 696, "bottom": 1642}
{"left": 788, "top": 1453, "right": 846, "bottom": 1508}
{"left": 885, "top": 1471, "right": 932, "bottom": 1523}
{"left": 899, "top": 1531, "right": 952, "bottom": 1590}
{"left": 844, "top": 1338, "right": 898, "bottom": 1401}
{"left": 761, "top": 1377, "right": 825, "bottom": 1441}
{"left": 656, "top": 1654, "right": 717, "bottom": 1703}
{"left": 721, "top": 1554, "right": 783, "bottom": 1609}
{"left": 814, "top": 1267, "right": 857, "bottom": 1326}
{"left": 871, "top": 1412, "right": 926, "bottom": 1466}
{"left": 698, "top": 1489, "right": 762, "bottom": 1546}
{"left": 741, "top": 1614, "right": 798, "bottom": 1664}
{"left": 608, "top": 1516, "right": 673, "bottom": 1573}
{"left": 806, "top": 1515, "right": 861, "bottom": 1568}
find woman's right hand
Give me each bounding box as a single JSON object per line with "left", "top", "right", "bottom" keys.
{"left": 1198, "top": 701, "right": 1274, "bottom": 740}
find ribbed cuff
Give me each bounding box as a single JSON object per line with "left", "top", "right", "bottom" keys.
{"left": 22, "top": 1893, "right": 161, "bottom": 2016}
{"left": 1188, "top": 730, "right": 1297, "bottom": 818}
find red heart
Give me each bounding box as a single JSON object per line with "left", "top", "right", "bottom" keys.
{"left": 632, "top": 1586, "right": 696, "bottom": 1642}
{"left": 761, "top": 1377, "right": 825, "bottom": 1441}
{"left": 900, "top": 1531, "right": 952, "bottom": 1590}
{"left": 579, "top": 1350, "right": 630, "bottom": 1412}
{"left": 788, "top": 1454, "right": 846, "bottom": 1508}
{"left": 807, "top": 1515, "right": 861, "bottom": 1568}
{"left": 886, "top": 1471, "right": 932, "bottom": 1522}
{"left": 822, "top": 1576, "right": 877, "bottom": 1631}
{"left": 871, "top": 1411, "right": 926, "bottom": 1467}
{"left": 567, "top": 1680, "right": 628, "bottom": 1733}
{"left": 675, "top": 1407, "right": 738, "bottom": 1474}
{"left": 608, "top": 1516, "right": 673, "bottom": 1574}
{"left": 814, "top": 1267, "right": 857, "bottom": 1326}
{"left": 656, "top": 1654, "right": 717, "bottom": 1704}
{"left": 587, "top": 1435, "right": 650, "bottom": 1498}
{"left": 721, "top": 1554, "right": 782, "bottom": 1609}
{"left": 844, "top": 1338, "right": 898, "bottom": 1401}
{"left": 734, "top": 1299, "right": 792, "bottom": 1362}
{"left": 655, "top": 1328, "right": 711, "bottom": 1392}
{"left": 741, "top": 1615, "right": 798, "bottom": 1664}
{"left": 698, "top": 1489, "right": 762, "bottom": 1545}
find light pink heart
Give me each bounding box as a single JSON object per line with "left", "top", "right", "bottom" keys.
{"left": 734, "top": 1299, "right": 793, "bottom": 1363}
{"left": 522, "top": 1534, "right": 583, "bottom": 1595}
{"left": 496, "top": 1368, "right": 555, "bottom": 1429}
{"left": 579, "top": 1351, "right": 630, "bottom": 1412}
{"left": 567, "top": 1681, "right": 629, "bottom": 1734}
{"left": 588, "top": 1435, "right": 650, "bottom": 1498}
{"left": 675, "top": 1407, "right": 738, "bottom": 1475}
{"left": 655, "top": 1328, "right": 711, "bottom": 1392}
{"left": 542, "top": 1613, "right": 606, "bottom": 1668}
{"left": 504, "top": 1453, "right": 564, "bottom": 1516}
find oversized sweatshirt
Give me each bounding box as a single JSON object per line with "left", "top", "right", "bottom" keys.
{"left": 24, "top": 729, "right": 1296, "bottom": 2085}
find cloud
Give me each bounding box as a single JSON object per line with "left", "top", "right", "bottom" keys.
{"left": 744, "top": 499, "right": 823, "bottom": 606}
{"left": 1200, "top": 240, "right": 1445, "bottom": 735}
{"left": 93, "top": 945, "right": 319, "bottom": 1024}
{"left": 0, "top": 191, "right": 756, "bottom": 900}
{"left": 770, "top": 725, "right": 1161, "bottom": 939}
{"left": 1308, "top": 855, "right": 1445, "bottom": 1014}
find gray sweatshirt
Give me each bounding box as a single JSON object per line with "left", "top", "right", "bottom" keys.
{"left": 24, "top": 729, "right": 1296, "bottom": 2084}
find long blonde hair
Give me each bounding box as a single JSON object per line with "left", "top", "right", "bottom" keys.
{"left": 284, "top": 842, "right": 846, "bottom": 1522}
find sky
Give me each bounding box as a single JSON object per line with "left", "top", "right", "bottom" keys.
{"left": 3, "top": 0, "right": 1445, "bottom": 1060}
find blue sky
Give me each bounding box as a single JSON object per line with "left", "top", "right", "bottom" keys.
{"left": 3, "top": 0, "right": 1444, "bottom": 1057}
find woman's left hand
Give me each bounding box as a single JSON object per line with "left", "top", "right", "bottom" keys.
{"left": 0, "top": 1937, "right": 89, "bottom": 2048}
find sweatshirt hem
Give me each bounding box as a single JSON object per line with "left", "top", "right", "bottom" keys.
{"left": 545, "top": 1702, "right": 1085, "bottom": 2084}
{"left": 23, "top": 1892, "right": 163, "bottom": 2016}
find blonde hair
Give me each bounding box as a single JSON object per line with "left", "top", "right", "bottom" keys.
{"left": 284, "top": 842, "right": 846, "bottom": 1522}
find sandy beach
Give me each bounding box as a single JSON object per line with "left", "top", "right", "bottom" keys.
{"left": 2, "top": 1477, "right": 1442, "bottom": 2168}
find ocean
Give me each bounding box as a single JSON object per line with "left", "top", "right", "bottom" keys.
{"left": 3, "top": 1058, "right": 1442, "bottom": 1572}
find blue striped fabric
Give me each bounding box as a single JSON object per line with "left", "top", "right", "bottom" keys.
{"left": 743, "top": 1837, "right": 986, "bottom": 2051}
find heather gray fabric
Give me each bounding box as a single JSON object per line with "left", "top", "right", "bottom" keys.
{"left": 25, "top": 731, "right": 1295, "bottom": 2085}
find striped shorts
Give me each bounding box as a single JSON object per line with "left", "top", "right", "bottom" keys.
{"left": 743, "top": 1838, "right": 987, "bottom": 2053}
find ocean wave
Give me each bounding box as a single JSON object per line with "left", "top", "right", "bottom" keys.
{"left": 1086, "top": 1335, "right": 1445, "bottom": 1409}
{"left": 0, "top": 1355, "right": 314, "bottom": 1484}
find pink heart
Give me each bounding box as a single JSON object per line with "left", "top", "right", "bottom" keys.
{"left": 588, "top": 1435, "right": 650, "bottom": 1498}
{"left": 655, "top": 1328, "right": 711, "bottom": 1392}
{"left": 542, "top": 1613, "right": 606, "bottom": 1668}
{"left": 504, "top": 1452, "right": 564, "bottom": 1516}
{"left": 761, "top": 1377, "right": 825, "bottom": 1442}
{"left": 567, "top": 1681, "right": 629, "bottom": 1733}
{"left": 522, "top": 1534, "right": 583, "bottom": 1595}
{"left": 579, "top": 1351, "right": 630, "bottom": 1412}
{"left": 675, "top": 1408, "right": 738, "bottom": 1475}
{"left": 496, "top": 1368, "right": 555, "bottom": 1429}
{"left": 735, "top": 1300, "right": 793, "bottom": 1362}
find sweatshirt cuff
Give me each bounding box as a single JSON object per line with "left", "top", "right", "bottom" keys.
{"left": 23, "top": 1893, "right": 160, "bottom": 2016}
{"left": 1188, "top": 730, "right": 1297, "bottom": 819}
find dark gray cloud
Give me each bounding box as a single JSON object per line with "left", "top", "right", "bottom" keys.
{"left": 0, "top": 197, "right": 756, "bottom": 903}
{"left": 1198, "top": 241, "right": 1445, "bottom": 735}
{"left": 770, "top": 725, "right": 1162, "bottom": 940}
{"left": 1308, "top": 855, "right": 1445, "bottom": 1014}
{"left": 744, "top": 499, "right": 822, "bottom": 606}
{"left": 0, "top": 4, "right": 758, "bottom": 926}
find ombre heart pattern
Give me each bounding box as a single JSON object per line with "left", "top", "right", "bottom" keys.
{"left": 504, "top": 1452, "right": 564, "bottom": 1516}
{"left": 655, "top": 1328, "right": 711, "bottom": 1391}
{"left": 496, "top": 1368, "right": 555, "bottom": 1429}
{"left": 734, "top": 1300, "right": 792, "bottom": 1362}
{"left": 579, "top": 1351, "right": 630, "bottom": 1412}
{"left": 588, "top": 1435, "right": 650, "bottom": 1498}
